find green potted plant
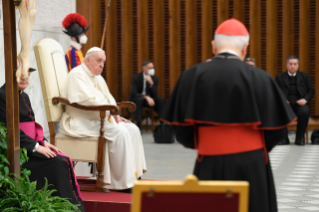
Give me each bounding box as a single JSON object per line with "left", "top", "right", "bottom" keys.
{"left": 0, "top": 122, "right": 80, "bottom": 211}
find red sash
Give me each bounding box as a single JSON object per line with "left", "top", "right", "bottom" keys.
{"left": 20, "top": 121, "right": 45, "bottom": 146}
{"left": 196, "top": 126, "right": 268, "bottom": 164}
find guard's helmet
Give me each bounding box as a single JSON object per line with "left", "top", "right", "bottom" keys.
{"left": 62, "top": 13, "right": 89, "bottom": 37}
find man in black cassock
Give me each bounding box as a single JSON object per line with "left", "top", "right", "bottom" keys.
{"left": 161, "top": 19, "right": 296, "bottom": 212}
{"left": 0, "top": 70, "right": 86, "bottom": 212}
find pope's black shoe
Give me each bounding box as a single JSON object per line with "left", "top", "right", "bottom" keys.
{"left": 116, "top": 187, "right": 132, "bottom": 193}
{"left": 295, "top": 138, "right": 305, "bottom": 146}
{"left": 277, "top": 137, "right": 290, "bottom": 145}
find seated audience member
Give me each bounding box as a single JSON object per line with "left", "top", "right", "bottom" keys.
{"left": 245, "top": 57, "right": 256, "bottom": 66}
{"left": 60, "top": 47, "right": 147, "bottom": 192}
{"left": 129, "top": 60, "right": 165, "bottom": 130}
{"left": 275, "top": 55, "right": 314, "bottom": 145}
{"left": 0, "top": 70, "right": 86, "bottom": 212}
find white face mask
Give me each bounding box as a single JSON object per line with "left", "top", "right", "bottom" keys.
{"left": 79, "top": 35, "right": 88, "bottom": 44}
{"left": 148, "top": 68, "right": 155, "bottom": 76}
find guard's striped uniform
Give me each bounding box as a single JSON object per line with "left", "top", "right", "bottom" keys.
{"left": 65, "top": 45, "right": 84, "bottom": 72}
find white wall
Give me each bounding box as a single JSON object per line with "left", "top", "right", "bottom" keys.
{"left": 0, "top": 0, "right": 76, "bottom": 27}
{"left": 0, "top": 0, "right": 76, "bottom": 138}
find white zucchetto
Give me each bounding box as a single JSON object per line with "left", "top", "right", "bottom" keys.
{"left": 85, "top": 47, "right": 105, "bottom": 57}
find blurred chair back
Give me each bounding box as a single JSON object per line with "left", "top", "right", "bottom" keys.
{"left": 131, "top": 175, "right": 249, "bottom": 212}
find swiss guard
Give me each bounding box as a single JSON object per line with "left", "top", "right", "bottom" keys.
{"left": 62, "top": 13, "right": 89, "bottom": 72}
{"left": 161, "top": 18, "right": 296, "bottom": 212}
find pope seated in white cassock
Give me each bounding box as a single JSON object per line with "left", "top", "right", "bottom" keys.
{"left": 60, "top": 47, "right": 147, "bottom": 190}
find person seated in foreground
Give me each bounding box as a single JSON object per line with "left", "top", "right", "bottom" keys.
{"left": 60, "top": 47, "right": 147, "bottom": 192}
{"left": 0, "top": 70, "right": 86, "bottom": 212}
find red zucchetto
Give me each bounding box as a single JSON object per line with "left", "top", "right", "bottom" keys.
{"left": 215, "top": 18, "right": 249, "bottom": 36}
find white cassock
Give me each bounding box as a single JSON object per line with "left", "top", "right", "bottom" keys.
{"left": 60, "top": 63, "right": 147, "bottom": 190}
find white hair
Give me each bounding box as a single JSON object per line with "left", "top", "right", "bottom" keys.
{"left": 85, "top": 47, "right": 105, "bottom": 59}
{"left": 214, "top": 34, "right": 250, "bottom": 50}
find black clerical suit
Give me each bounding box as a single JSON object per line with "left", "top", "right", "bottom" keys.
{"left": 129, "top": 72, "right": 165, "bottom": 128}
{"left": 0, "top": 84, "right": 86, "bottom": 212}
{"left": 275, "top": 71, "right": 314, "bottom": 143}
{"left": 161, "top": 53, "right": 296, "bottom": 212}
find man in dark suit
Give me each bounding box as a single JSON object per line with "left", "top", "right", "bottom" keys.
{"left": 129, "top": 60, "right": 165, "bottom": 130}
{"left": 275, "top": 55, "right": 315, "bottom": 145}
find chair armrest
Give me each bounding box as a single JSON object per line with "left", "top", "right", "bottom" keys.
{"left": 52, "top": 97, "right": 119, "bottom": 115}
{"left": 117, "top": 101, "right": 136, "bottom": 112}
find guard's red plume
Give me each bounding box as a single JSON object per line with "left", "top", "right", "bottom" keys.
{"left": 62, "top": 13, "right": 87, "bottom": 29}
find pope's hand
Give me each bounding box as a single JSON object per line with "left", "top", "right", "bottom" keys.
{"left": 120, "top": 117, "right": 131, "bottom": 123}
{"left": 296, "top": 99, "right": 307, "bottom": 106}
{"left": 44, "top": 142, "right": 62, "bottom": 154}
{"left": 144, "top": 96, "right": 155, "bottom": 107}
{"left": 113, "top": 115, "right": 121, "bottom": 124}
{"left": 113, "top": 115, "right": 131, "bottom": 124}
{"left": 36, "top": 145, "right": 56, "bottom": 158}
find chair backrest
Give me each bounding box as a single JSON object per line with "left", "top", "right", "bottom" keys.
{"left": 131, "top": 175, "right": 249, "bottom": 212}
{"left": 34, "top": 38, "right": 68, "bottom": 122}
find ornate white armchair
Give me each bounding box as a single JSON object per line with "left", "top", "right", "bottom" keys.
{"left": 34, "top": 38, "right": 135, "bottom": 192}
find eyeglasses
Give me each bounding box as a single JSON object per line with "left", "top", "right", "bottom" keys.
{"left": 245, "top": 57, "right": 256, "bottom": 63}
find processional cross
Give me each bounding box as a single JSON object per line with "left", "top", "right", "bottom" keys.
{"left": 2, "top": 0, "right": 36, "bottom": 176}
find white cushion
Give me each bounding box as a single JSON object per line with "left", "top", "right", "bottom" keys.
{"left": 55, "top": 133, "right": 99, "bottom": 162}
